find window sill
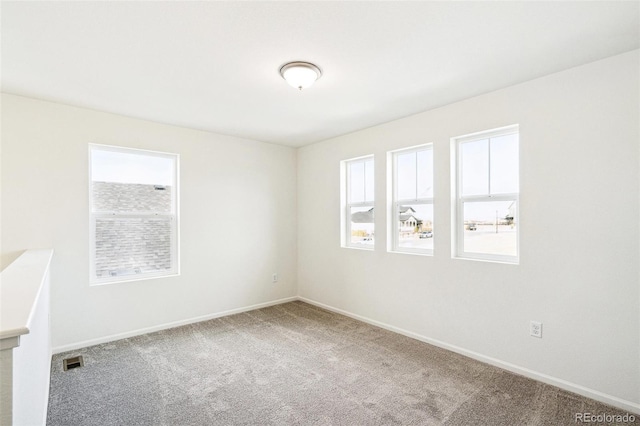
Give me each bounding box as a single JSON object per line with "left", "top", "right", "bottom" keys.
{"left": 90, "top": 272, "right": 180, "bottom": 286}
{"left": 452, "top": 255, "right": 518, "bottom": 265}
{"left": 342, "top": 245, "right": 374, "bottom": 251}
{"left": 388, "top": 250, "right": 433, "bottom": 257}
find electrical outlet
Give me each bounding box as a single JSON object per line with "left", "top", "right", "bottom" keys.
{"left": 530, "top": 321, "right": 542, "bottom": 338}
{"left": 272, "top": 273, "right": 278, "bottom": 283}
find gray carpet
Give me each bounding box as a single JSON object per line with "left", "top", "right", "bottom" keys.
{"left": 47, "top": 301, "right": 636, "bottom": 425}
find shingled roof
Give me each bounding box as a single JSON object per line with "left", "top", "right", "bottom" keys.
{"left": 398, "top": 206, "right": 416, "bottom": 214}
{"left": 351, "top": 208, "right": 374, "bottom": 223}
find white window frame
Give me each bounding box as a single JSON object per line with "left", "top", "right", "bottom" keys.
{"left": 389, "top": 144, "right": 434, "bottom": 255}
{"left": 452, "top": 125, "right": 519, "bottom": 263}
{"left": 341, "top": 155, "right": 375, "bottom": 250}
{"left": 89, "top": 144, "right": 180, "bottom": 285}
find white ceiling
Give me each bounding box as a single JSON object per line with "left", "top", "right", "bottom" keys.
{"left": 2, "top": 1, "right": 638, "bottom": 147}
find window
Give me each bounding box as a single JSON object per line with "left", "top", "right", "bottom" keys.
{"left": 341, "top": 156, "right": 374, "bottom": 249}
{"left": 453, "top": 125, "right": 519, "bottom": 262}
{"left": 390, "top": 145, "right": 434, "bottom": 255}
{"left": 89, "top": 144, "right": 179, "bottom": 284}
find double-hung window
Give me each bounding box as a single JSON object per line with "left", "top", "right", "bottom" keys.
{"left": 390, "top": 145, "right": 434, "bottom": 255}
{"left": 89, "top": 144, "right": 179, "bottom": 284}
{"left": 453, "top": 125, "right": 519, "bottom": 263}
{"left": 342, "top": 156, "right": 375, "bottom": 249}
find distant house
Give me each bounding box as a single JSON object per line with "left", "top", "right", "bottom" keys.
{"left": 350, "top": 206, "right": 431, "bottom": 234}
{"left": 398, "top": 206, "right": 433, "bottom": 235}
{"left": 399, "top": 207, "right": 421, "bottom": 231}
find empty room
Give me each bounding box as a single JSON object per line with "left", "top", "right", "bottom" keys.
{"left": 1, "top": 1, "right": 639, "bottom": 425}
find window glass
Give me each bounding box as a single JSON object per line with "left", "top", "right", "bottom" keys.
{"left": 462, "top": 200, "right": 517, "bottom": 257}
{"left": 391, "top": 145, "right": 434, "bottom": 255}
{"left": 397, "top": 204, "right": 434, "bottom": 251}
{"left": 490, "top": 134, "right": 519, "bottom": 194}
{"left": 349, "top": 161, "right": 365, "bottom": 203}
{"left": 350, "top": 206, "right": 375, "bottom": 246}
{"left": 90, "top": 145, "right": 179, "bottom": 284}
{"left": 343, "top": 156, "right": 374, "bottom": 250}
{"left": 416, "top": 149, "right": 433, "bottom": 198}
{"left": 397, "top": 152, "right": 417, "bottom": 200}
{"left": 455, "top": 127, "right": 519, "bottom": 262}
{"left": 95, "top": 217, "right": 174, "bottom": 278}
{"left": 364, "top": 159, "right": 375, "bottom": 202}
{"left": 461, "top": 139, "right": 489, "bottom": 196}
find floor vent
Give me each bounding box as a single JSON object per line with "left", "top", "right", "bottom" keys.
{"left": 63, "top": 356, "right": 84, "bottom": 371}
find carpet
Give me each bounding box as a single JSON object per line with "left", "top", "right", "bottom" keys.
{"left": 47, "top": 301, "right": 636, "bottom": 425}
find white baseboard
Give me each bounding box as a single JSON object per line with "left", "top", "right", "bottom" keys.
{"left": 52, "top": 294, "right": 640, "bottom": 415}
{"left": 52, "top": 296, "right": 298, "bottom": 354}
{"left": 298, "top": 296, "right": 640, "bottom": 416}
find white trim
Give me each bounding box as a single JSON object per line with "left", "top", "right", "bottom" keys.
{"left": 88, "top": 143, "right": 181, "bottom": 285}
{"left": 52, "top": 296, "right": 297, "bottom": 354}
{"left": 340, "top": 160, "right": 347, "bottom": 247}
{"left": 453, "top": 124, "right": 519, "bottom": 144}
{"left": 88, "top": 271, "right": 180, "bottom": 287}
{"left": 341, "top": 155, "right": 375, "bottom": 250}
{"left": 88, "top": 142, "right": 178, "bottom": 158}
{"left": 51, "top": 293, "right": 640, "bottom": 414}
{"left": 452, "top": 126, "right": 519, "bottom": 263}
{"left": 342, "top": 245, "right": 376, "bottom": 252}
{"left": 389, "top": 144, "right": 434, "bottom": 255}
{"left": 298, "top": 296, "right": 640, "bottom": 415}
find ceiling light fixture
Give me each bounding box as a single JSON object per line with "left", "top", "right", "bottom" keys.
{"left": 280, "top": 61, "right": 322, "bottom": 90}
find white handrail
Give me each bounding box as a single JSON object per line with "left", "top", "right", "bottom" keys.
{"left": 0, "top": 249, "right": 54, "bottom": 426}
{"left": 0, "top": 250, "right": 53, "bottom": 341}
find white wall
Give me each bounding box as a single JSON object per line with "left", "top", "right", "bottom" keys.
{"left": 298, "top": 51, "right": 640, "bottom": 407}
{"left": 1, "top": 94, "right": 298, "bottom": 350}
{"left": 12, "top": 255, "right": 52, "bottom": 426}
{"left": 1, "top": 50, "right": 638, "bottom": 412}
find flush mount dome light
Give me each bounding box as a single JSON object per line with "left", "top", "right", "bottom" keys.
{"left": 280, "top": 61, "right": 322, "bottom": 90}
